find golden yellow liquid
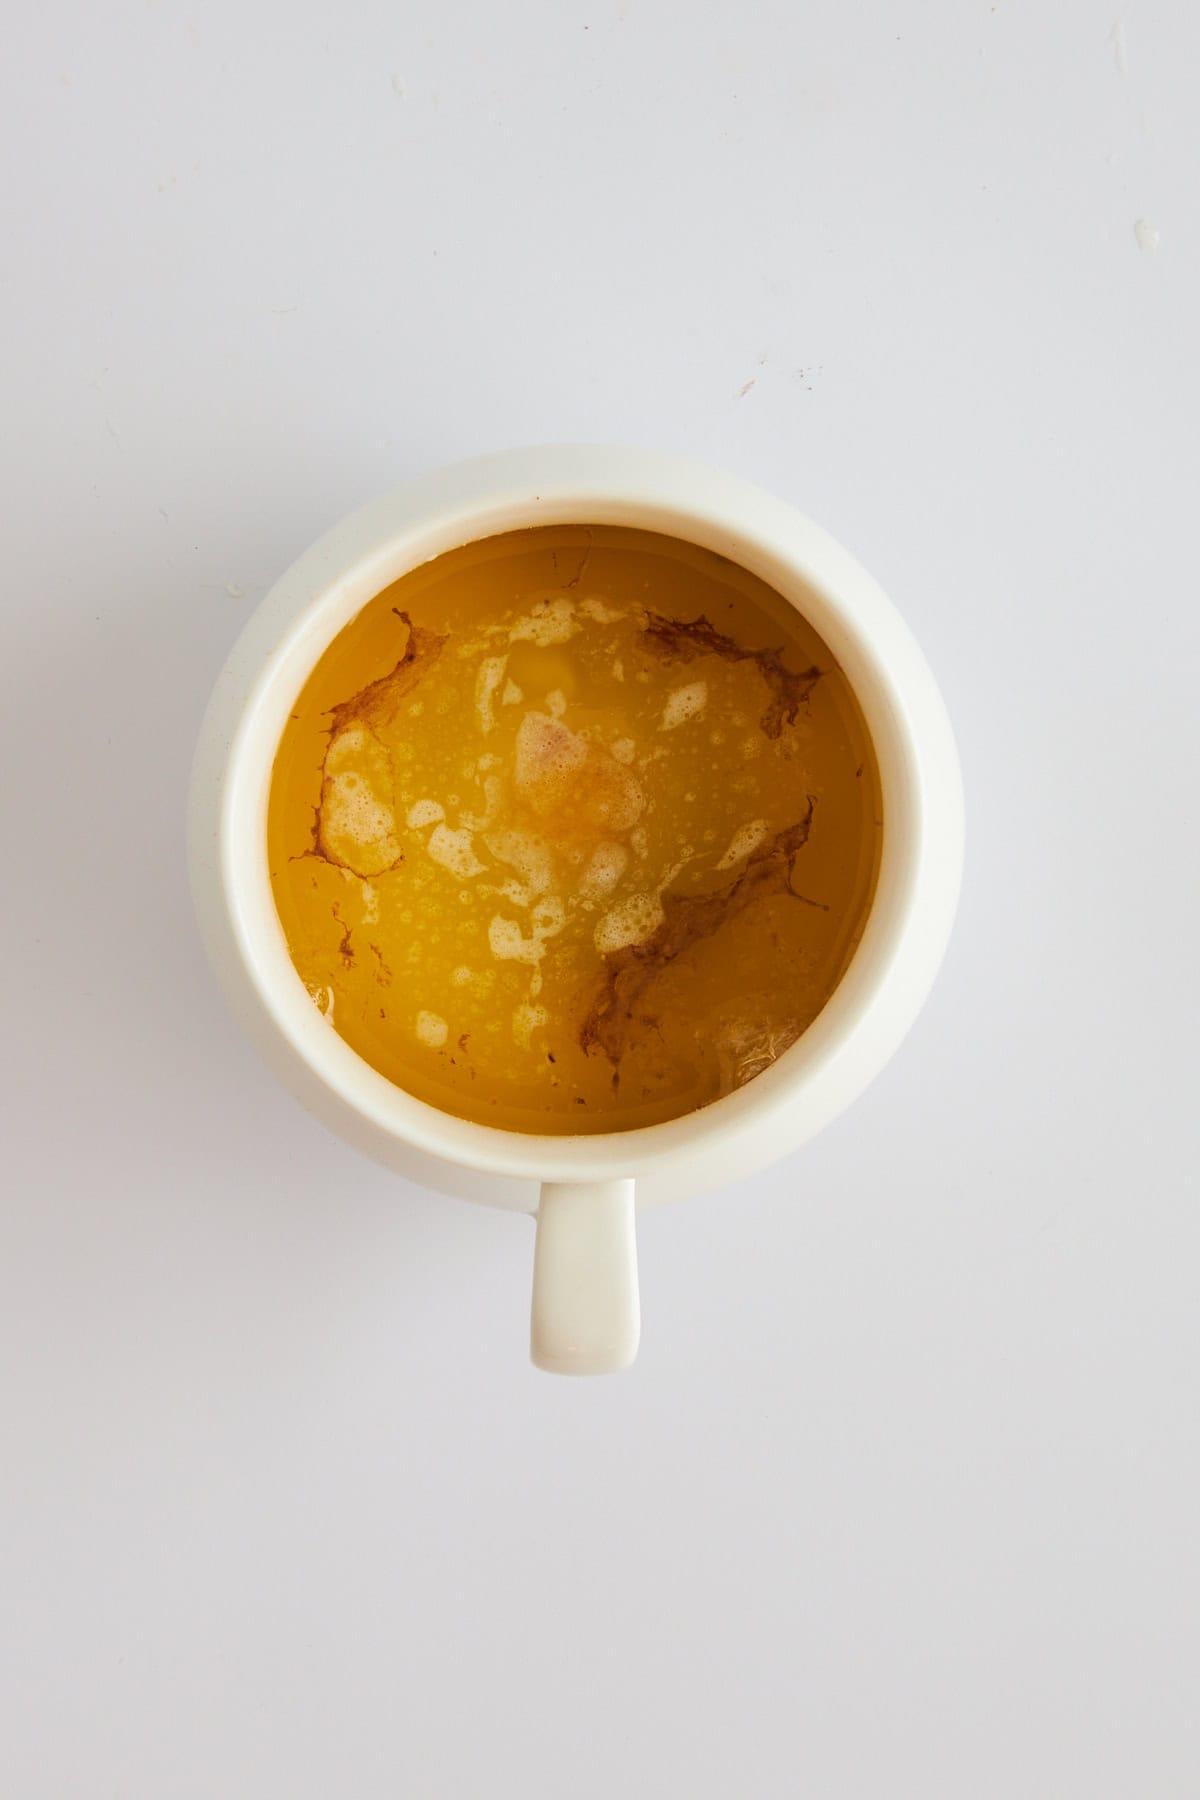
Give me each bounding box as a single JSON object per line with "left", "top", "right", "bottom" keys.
{"left": 268, "top": 525, "right": 882, "bottom": 1133}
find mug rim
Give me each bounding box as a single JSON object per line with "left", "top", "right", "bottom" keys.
{"left": 191, "top": 445, "right": 962, "bottom": 1202}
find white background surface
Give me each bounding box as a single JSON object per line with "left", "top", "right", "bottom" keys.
{"left": 2, "top": 1, "right": 1197, "bottom": 1794}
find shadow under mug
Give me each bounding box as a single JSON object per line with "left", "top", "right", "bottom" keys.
{"left": 189, "top": 446, "right": 963, "bottom": 1374}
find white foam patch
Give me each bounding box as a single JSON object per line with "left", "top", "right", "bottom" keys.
{"left": 484, "top": 827, "right": 554, "bottom": 898}
{"left": 661, "top": 680, "right": 708, "bottom": 730}
{"left": 452, "top": 966, "right": 474, "bottom": 986}
{"left": 406, "top": 799, "right": 444, "bottom": 828}
{"left": 530, "top": 896, "right": 565, "bottom": 938}
{"left": 502, "top": 680, "right": 524, "bottom": 705}
{"left": 513, "top": 711, "right": 643, "bottom": 830}
{"left": 594, "top": 892, "right": 664, "bottom": 954}
{"left": 716, "top": 819, "right": 769, "bottom": 870}
{"left": 488, "top": 893, "right": 565, "bottom": 965}
{"left": 515, "top": 711, "right": 588, "bottom": 796}
{"left": 360, "top": 882, "right": 380, "bottom": 923}
{"left": 512, "top": 1003, "right": 548, "bottom": 1048}
{"left": 580, "top": 595, "right": 623, "bottom": 623}
{"left": 460, "top": 775, "right": 502, "bottom": 831}
{"left": 611, "top": 737, "right": 636, "bottom": 765}
{"left": 580, "top": 841, "right": 629, "bottom": 900}
{"left": 474, "top": 656, "right": 507, "bottom": 733}
{"left": 545, "top": 689, "right": 567, "bottom": 718}
{"left": 488, "top": 915, "right": 544, "bottom": 964}
{"left": 427, "top": 824, "right": 486, "bottom": 877}
{"left": 320, "top": 724, "right": 401, "bottom": 876}
{"left": 416, "top": 1011, "right": 448, "bottom": 1048}
{"left": 324, "top": 724, "right": 369, "bottom": 772}
{"left": 510, "top": 597, "right": 578, "bottom": 645}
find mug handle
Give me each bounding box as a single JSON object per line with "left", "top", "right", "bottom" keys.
{"left": 530, "top": 1180, "right": 640, "bottom": 1375}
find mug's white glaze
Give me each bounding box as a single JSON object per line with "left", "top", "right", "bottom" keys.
{"left": 189, "top": 447, "right": 963, "bottom": 1370}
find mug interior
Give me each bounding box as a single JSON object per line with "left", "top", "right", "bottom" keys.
{"left": 218, "top": 457, "right": 929, "bottom": 1186}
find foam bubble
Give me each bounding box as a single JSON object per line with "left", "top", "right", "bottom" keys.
{"left": 716, "top": 819, "right": 769, "bottom": 870}
{"left": 509, "top": 597, "right": 578, "bottom": 645}
{"left": 484, "top": 827, "right": 554, "bottom": 897}
{"left": 661, "top": 681, "right": 708, "bottom": 730}
{"left": 474, "top": 656, "right": 507, "bottom": 733}
{"left": 319, "top": 724, "right": 401, "bottom": 876}
{"left": 579, "top": 595, "right": 623, "bottom": 622}
{"left": 416, "top": 1011, "right": 448, "bottom": 1047}
{"left": 515, "top": 712, "right": 588, "bottom": 798}
{"left": 512, "top": 1002, "right": 548, "bottom": 1048}
{"left": 580, "top": 841, "right": 630, "bottom": 900}
{"left": 460, "top": 775, "right": 503, "bottom": 832}
{"left": 427, "top": 825, "right": 486, "bottom": 878}
{"left": 594, "top": 892, "right": 664, "bottom": 954}
{"left": 488, "top": 915, "right": 543, "bottom": 964}
{"left": 530, "top": 896, "right": 565, "bottom": 938}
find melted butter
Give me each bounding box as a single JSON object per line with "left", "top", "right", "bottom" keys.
{"left": 268, "top": 525, "right": 882, "bottom": 1133}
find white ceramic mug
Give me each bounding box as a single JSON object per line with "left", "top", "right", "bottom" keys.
{"left": 189, "top": 446, "right": 963, "bottom": 1374}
